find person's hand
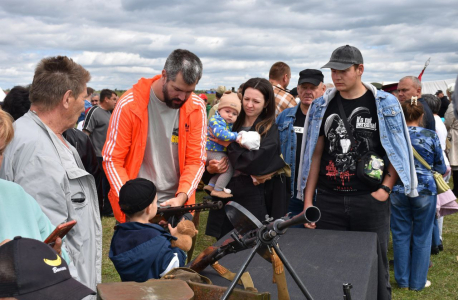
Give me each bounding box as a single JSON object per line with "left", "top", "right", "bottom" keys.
{"left": 158, "top": 220, "right": 168, "bottom": 227}
{"left": 52, "top": 237, "right": 63, "bottom": 256}
{"left": 0, "top": 239, "right": 11, "bottom": 247}
{"left": 168, "top": 223, "right": 178, "bottom": 237}
{"left": 207, "top": 157, "right": 229, "bottom": 174}
{"left": 371, "top": 188, "right": 390, "bottom": 202}
{"left": 303, "top": 204, "right": 316, "bottom": 229}
{"left": 251, "top": 171, "right": 276, "bottom": 186}
{"left": 304, "top": 222, "right": 316, "bottom": 229}
{"left": 160, "top": 193, "right": 188, "bottom": 208}
{"left": 208, "top": 128, "right": 232, "bottom": 148}
{"left": 236, "top": 135, "right": 242, "bottom": 144}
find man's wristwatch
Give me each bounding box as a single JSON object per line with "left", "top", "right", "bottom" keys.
{"left": 379, "top": 185, "right": 392, "bottom": 195}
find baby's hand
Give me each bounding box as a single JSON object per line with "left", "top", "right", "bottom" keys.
{"left": 168, "top": 223, "right": 178, "bottom": 236}
{"left": 236, "top": 135, "right": 242, "bottom": 144}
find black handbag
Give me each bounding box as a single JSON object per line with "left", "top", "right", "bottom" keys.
{"left": 336, "top": 98, "right": 384, "bottom": 187}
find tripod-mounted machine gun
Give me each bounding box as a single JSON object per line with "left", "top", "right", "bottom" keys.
{"left": 191, "top": 202, "right": 354, "bottom": 300}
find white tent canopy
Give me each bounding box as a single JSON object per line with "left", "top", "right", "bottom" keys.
{"left": 421, "top": 79, "right": 455, "bottom": 95}
{"left": 381, "top": 79, "right": 455, "bottom": 95}
{"left": 0, "top": 87, "right": 5, "bottom": 102}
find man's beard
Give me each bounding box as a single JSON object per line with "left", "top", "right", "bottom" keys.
{"left": 163, "top": 84, "right": 186, "bottom": 109}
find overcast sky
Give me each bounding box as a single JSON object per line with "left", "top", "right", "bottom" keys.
{"left": 1, "top": 0, "right": 457, "bottom": 91}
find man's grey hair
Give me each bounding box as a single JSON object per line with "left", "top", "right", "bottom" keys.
{"left": 91, "top": 93, "right": 99, "bottom": 98}
{"left": 164, "top": 49, "right": 203, "bottom": 85}
{"left": 421, "top": 94, "right": 441, "bottom": 114}
{"left": 400, "top": 76, "right": 421, "bottom": 89}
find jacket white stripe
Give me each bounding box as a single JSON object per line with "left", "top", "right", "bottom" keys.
{"left": 187, "top": 100, "right": 207, "bottom": 196}
{"left": 106, "top": 94, "right": 134, "bottom": 192}
{"left": 103, "top": 93, "right": 134, "bottom": 194}
{"left": 105, "top": 96, "right": 133, "bottom": 194}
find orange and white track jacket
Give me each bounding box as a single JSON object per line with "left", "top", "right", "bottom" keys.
{"left": 102, "top": 75, "right": 207, "bottom": 223}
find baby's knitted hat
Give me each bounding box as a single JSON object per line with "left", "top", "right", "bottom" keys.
{"left": 218, "top": 91, "right": 241, "bottom": 114}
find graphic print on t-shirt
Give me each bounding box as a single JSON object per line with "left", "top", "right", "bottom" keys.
{"left": 171, "top": 127, "right": 179, "bottom": 144}
{"left": 324, "top": 107, "right": 376, "bottom": 184}
{"left": 318, "top": 91, "right": 384, "bottom": 194}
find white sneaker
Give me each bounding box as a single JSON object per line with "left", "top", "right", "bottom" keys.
{"left": 425, "top": 280, "right": 431, "bottom": 288}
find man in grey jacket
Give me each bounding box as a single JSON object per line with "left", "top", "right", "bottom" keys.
{"left": 0, "top": 56, "right": 102, "bottom": 297}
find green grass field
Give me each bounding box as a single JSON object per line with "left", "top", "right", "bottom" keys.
{"left": 205, "top": 93, "right": 216, "bottom": 106}
{"left": 102, "top": 190, "right": 458, "bottom": 299}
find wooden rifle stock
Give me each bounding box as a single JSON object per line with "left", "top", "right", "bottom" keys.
{"left": 190, "top": 238, "right": 236, "bottom": 273}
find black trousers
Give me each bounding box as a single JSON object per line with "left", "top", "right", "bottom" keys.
{"left": 453, "top": 170, "right": 458, "bottom": 197}
{"left": 206, "top": 175, "right": 267, "bottom": 239}
{"left": 264, "top": 174, "right": 290, "bottom": 219}
{"left": 315, "top": 188, "right": 391, "bottom": 300}
{"left": 97, "top": 157, "right": 112, "bottom": 214}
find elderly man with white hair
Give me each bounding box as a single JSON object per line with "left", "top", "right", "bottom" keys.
{"left": 397, "top": 75, "right": 436, "bottom": 131}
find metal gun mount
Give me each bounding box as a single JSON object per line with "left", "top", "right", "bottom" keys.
{"left": 220, "top": 202, "right": 321, "bottom": 300}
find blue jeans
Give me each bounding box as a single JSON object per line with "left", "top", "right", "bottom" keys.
{"left": 390, "top": 193, "right": 436, "bottom": 290}
{"left": 288, "top": 196, "right": 305, "bottom": 228}
{"left": 432, "top": 217, "right": 441, "bottom": 248}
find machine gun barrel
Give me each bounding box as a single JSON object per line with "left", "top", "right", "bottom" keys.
{"left": 276, "top": 206, "right": 321, "bottom": 231}
{"left": 191, "top": 207, "right": 321, "bottom": 273}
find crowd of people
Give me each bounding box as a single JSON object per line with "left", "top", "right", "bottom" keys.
{"left": 0, "top": 46, "right": 457, "bottom": 300}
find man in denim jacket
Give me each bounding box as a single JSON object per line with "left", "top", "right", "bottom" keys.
{"left": 297, "top": 45, "right": 418, "bottom": 300}
{"left": 276, "top": 69, "right": 326, "bottom": 221}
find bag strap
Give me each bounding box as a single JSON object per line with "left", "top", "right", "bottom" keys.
{"left": 411, "top": 147, "right": 432, "bottom": 170}
{"left": 336, "top": 97, "right": 357, "bottom": 148}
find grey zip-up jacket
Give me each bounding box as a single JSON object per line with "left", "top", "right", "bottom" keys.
{"left": 0, "top": 111, "right": 102, "bottom": 297}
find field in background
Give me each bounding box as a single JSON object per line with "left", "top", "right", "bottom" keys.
{"left": 102, "top": 191, "right": 458, "bottom": 299}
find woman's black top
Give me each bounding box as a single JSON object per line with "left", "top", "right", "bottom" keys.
{"left": 227, "top": 119, "right": 285, "bottom": 176}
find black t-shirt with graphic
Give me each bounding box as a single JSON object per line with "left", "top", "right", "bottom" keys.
{"left": 318, "top": 90, "right": 385, "bottom": 195}
{"left": 294, "top": 106, "right": 307, "bottom": 182}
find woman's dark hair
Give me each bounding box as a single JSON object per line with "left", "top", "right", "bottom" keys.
{"left": 2, "top": 85, "right": 31, "bottom": 120}
{"left": 233, "top": 78, "right": 275, "bottom": 137}
{"left": 401, "top": 100, "right": 424, "bottom": 124}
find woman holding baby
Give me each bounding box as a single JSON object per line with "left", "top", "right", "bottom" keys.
{"left": 205, "top": 78, "right": 286, "bottom": 239}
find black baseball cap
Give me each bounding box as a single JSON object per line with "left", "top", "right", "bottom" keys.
{"left": 0, "top": 237, "right": 95, "bottom": 300}
{"left": 119, "top": 178, "right": 157, "bottom": 215}
{"left": 435, "top": 90, "right": 443, "bottom": 95}
{"left": 298, "top": 69, "right": 324, "bottom": 86}
{"left": 322, "top": 45, "right": 364, "bottom": 70}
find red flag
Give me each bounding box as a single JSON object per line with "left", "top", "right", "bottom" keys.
{"left": 418, "top": 69, "right": 425, "bottom": 81}
{"left": 418, "top": 57, "right": 431, "bottom": 81}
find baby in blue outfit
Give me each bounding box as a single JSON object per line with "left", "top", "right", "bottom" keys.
{"left": 205, "top": 92, "right": 241, "bottom": 198}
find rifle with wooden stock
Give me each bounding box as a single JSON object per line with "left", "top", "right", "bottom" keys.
{"left": 151, "top": 198, "right": 223, "bottom": 227}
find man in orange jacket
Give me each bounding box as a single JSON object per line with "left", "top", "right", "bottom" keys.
{"left": 102, "top": 49, "right": 207, "bottom": 223}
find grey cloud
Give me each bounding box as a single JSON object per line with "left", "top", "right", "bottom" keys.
{"left": 0, "top": 0, "right": 457, "bottom": 91}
